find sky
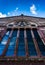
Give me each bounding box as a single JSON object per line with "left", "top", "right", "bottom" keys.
{"left": 0, "top": 0, "right": 45, "bottom": 18}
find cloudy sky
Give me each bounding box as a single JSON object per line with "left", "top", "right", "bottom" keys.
{"left": 0, "top": 0, "right": 45, "bottom": 18}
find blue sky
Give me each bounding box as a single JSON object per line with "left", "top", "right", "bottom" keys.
{"left": 0, "top": 0, "right": 45, "bottom": 18}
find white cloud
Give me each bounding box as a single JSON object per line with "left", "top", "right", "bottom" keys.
{"left": 15, "top": 7, "right": 18, "bottom": 11}
{"left": 30, "top": 4, "right": 37, "bottom": 15}
{"left": 7, "top": 7, "right": 19, "bottom": 16}
{"left": 0, "top": 12, "right": 7, "bottom": 18}
{"left": 8, "top": 12, "right": 10, "bottom": 15}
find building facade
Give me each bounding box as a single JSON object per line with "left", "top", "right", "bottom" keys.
{"left": 0, "top": 15, "right": 45, "bottom": 65}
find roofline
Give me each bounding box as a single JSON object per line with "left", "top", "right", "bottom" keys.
{"left": 0, "top": 15, "right": 45, "bottom": 19}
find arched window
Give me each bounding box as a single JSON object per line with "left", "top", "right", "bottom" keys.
{"left": 30, "top": 22, "right": 37, "bottom": 27}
